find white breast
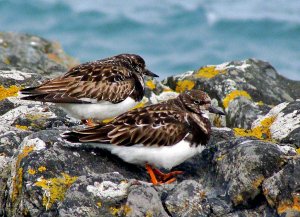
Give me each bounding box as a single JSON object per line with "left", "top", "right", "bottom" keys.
{"left": 95, "top": 140, "right": 205, "bottom": 170}
{"left": 57, "top": 97, "right": 138, "bottom": 120}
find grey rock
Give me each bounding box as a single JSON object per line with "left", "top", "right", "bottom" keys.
{"left": 262, "top": 158, "right": 300, "bottom": 217}
{"left": 59, "top": 173, "right": 131, "bottom": 217}
{"left": 214, "top": 138, "right": 284, "bottom": 207}
{"left": 165, "top": 180, "right": 210, "bottom": 217}
{"left": 163, "top": 59, "right": 300, "bottom": 128}
{"left": 126, "top": 184, "right": 169, "bottom": 217}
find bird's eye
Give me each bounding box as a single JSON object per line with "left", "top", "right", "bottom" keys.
{"left": 194, "top": 100, "right": 200, "bottom": 104}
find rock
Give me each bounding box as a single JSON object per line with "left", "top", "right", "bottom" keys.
{"left": 126, "top": 184, "right": 169, "bottom": 217}
{"left": 213, "top": 138, "right": 284, "bottom": 207}
{"left": 0, "top": 32, "right": 78, "bottom": 88}
{"left": 165, "top": 180, "right": 210, "bottom": 217}
{"left": 59, "top": 173, "right": 131, "bottom": 217}
{"left": 1, "top": 32, "right": 300, "bottom": 216}
{"left": 163, "top": 59, "right": 300, "bottom": 128}
{"left": 262, "top": 158, "right": 300, "bottom": 217}
{"left": 234, "top": 100, "right": 300, "bottom": 145}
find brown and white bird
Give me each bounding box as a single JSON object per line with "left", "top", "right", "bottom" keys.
{"left": 20, "top": 54, "right": 158, "bottom": 123}
{"left": 63, "top": 90, "right": 225, "bottom": 185}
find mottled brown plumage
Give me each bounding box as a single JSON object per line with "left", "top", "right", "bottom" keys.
{"left": 21, "top": 53, "right": 158, "bottom": 104}
{"left": 64, "top": 90, "right": 224, "bottom": 148}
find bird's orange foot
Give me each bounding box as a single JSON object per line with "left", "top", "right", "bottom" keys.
{"left": 81, "top": 119, "right": 95, "bottom": 127}
{"left": 145, "top": 164, "right": 183, "bottom": 185}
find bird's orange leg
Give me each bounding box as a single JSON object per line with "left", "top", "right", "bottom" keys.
{"left": 81, "top": 119, "right": 95, "bottom": 127}
{"left": 146, "top": 164, "right": 183, "bottom": 185}
{"left": 152, "top": 168, "right": 184, "bottom": 182}
{"left": 145, "top": 164, "right": 159, "bottom": 185}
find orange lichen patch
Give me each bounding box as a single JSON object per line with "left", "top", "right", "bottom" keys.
{"left": 28, "top": 168, "right": 36, "bottom": 175}
{"left": 175, "top": 80, "right": 195, "bottom": 93}
{"left": 38, "top": 166, "right": 47, "bottom": 172}
{"left": 195, "top": 66, "right": 226, "bottom": 79}
{"left": 0, "top": 85, "right": 20, "bottom": 101}
{"left": 47, "top": 53, "right": 62, "bottom": 64}
{"left": 223, "top": 90, "right": 252, "bottom": 108}
{"left": 145, "top": 80, "right": 156, "bottom": 90}
{"left": 15, "top": 125, "right": 29, "bottom": 131}
{"left": 34, "top": 173, "right": 77, "bottom": 210}
{"left": 252, "top": 176, "right": 265, "bottom": 188}
{"left": 234, "top": 116, "right": 276, "bottom": 141}
{"left": 277, "top": 195, "right": 300, "bottom": 214}
{"left": 12, "top": 145, "right": 35, "bottom": 202}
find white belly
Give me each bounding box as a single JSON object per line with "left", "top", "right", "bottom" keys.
{"left": 57, "top": 97, "right": 138, "bottom": 120}
{"left": 96, "top": 140, "right": 205, "bottom": 170}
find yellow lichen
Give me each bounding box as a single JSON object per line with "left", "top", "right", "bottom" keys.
{"left": 28, "top": 168, "right": 36, "bottom": 175}
{"left": 4, "top": 57, "right": 10, "bottom": 65}
{"left": 25, "top": 113, "right": 45, "bottom": 121}
{"left": 145, "top": 80, "right": 156, "bottom": 90}
{"left": 277, "top": 195, "right": 300, "bottom": 214}
{"left": 12, "top": 145, "right": 34, "bottom": 202}
{"left": 195, "top": 66, "right": 226, "bottom": 79}
{"left": 15, "top": 125, "right": 29, "bottom": 131}
{"left": 38, "top": 166, "right": 47, "bottom": 172}
{"left": 216, "top": 154, "right": 226, "bottom": 161}
{"left": 34, "top": 173, "right": 78, "bottom": 210}
{"left": 213, "top": 115, "right": 223, "bottom": 127}
{"left": 96, "top": 201, "right": 102, "bottom": 208}
{"left": 131, "top": 102, "right": 146, "bottom": 110}
{"left": 233, "top": 194, "right": 244, "bottom": 205}
{"left": 146, "top": 211, "right": 153, "bottom": 217}
{"left": 296, "top": 148, "right": 300, "bottom": 155}
{"left": 175, "top": 80, "right": 195, "bottom": 93}
{"left": 234, "top": 116, "right": 276, "bottom": 141}
{"left": 252, "top": 176, "right": 264, "bottom": 188}
{"left": 102, "top": 118, "right": 115, "bottom": 124}
{"left": 0, "top": 85, "right": 20, "bottom": 101}
{"left": 223, "top": 90, "right": 252, "bottom": 108}
{"left": 256, "top": 101, "right": 264, "bottom": 106}
{"left": 109, "top": 205, "right": 131, "bottom": 216}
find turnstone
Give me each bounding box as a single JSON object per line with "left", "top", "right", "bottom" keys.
{"left": 20, "top": 54, "right": 158, "bottom": 124}
{"left": 63, "top": 90, "right": 225, "bottom": 185}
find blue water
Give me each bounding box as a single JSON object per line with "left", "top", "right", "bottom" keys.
{"left": 0, "top": 0, "right": 300, "bottom": 80}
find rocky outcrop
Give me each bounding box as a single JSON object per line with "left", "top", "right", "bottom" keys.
{"left": 163, "top": 59, "right": 300, "bottom": 129}
{"left": 1, "top": 32, "right": 300, "bottom": 217}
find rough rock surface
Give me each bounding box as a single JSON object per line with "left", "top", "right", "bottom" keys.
{"left": 1, "top": 32, "right": 300, "bottom": 217}
{"left": 163, "top": 59, "right": 300, "bottom": 128}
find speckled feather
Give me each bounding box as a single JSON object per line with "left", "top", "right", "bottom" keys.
{"left": 20, "top": 54, "right": 149, "bottom": 104}
{"left": 64, "top": 90, "right": 212, "bottom": 148}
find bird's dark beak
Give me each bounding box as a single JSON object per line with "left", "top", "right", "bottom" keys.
{"left": 143, "top": 69, "right": 159, "bottom": 77}
{"left": 208, "top": 106, "right": 225, "bottom": 115}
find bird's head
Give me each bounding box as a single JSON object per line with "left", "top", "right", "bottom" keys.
{"left": 179, "top": 90, "right": 225, "bottom": 118}
{"left": 117, "top": 54, "right": 159, "bottom": 78}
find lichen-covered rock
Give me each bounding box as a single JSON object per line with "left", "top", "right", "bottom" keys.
{"left": 0, "top": 32, "right": 78, "bottom": 87}
{"left": 262, "top": 158, "right": 300, "bottom": 217}
{"left": 1, "top": 32, "right": 300, "bottom": 217}
{"left": 213, "top": 138, "right": 284, "bottom": 207}
{"left": 234, "top": 100, "right": 300, "bottom": 145}
{"left": 165, "top": 180, "right": 210, "bottom": 217}
{"left": 163, "top": 59, "right": 300, "bottom": 128}
{"left": 59, "top": 173, "right": 131, "bottom": 217}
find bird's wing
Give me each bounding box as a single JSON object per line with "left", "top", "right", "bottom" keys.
{"left": 65, "top": 104, "right": 190, "bottom": 147}
{"left": 21, "top": 65, "right": 136, "bottom": 103}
